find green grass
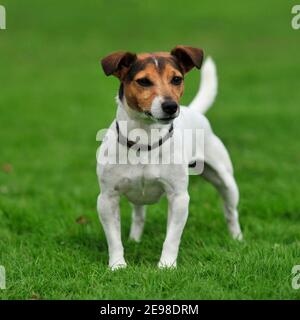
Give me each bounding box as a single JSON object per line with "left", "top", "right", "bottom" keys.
{"left": 1, "top": 0, "right": 300, "bottom": 299}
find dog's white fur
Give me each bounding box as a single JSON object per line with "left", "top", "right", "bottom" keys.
{"left": 97, "top": 58, "right": 242, "bottom": 270}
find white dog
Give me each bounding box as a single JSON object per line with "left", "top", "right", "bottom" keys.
{"left": 97, "top": 46, "right": 242, "bottom": 270}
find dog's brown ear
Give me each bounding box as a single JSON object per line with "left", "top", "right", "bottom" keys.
{"left": 171, "top": 45, "right": 204, "bottom": 74}
{"left": 101, "top": 51, "right": 137, "bottom": 79}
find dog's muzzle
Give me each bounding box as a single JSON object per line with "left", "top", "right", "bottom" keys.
{"left": 161, "top": 101, "right": 178, "bottom": 115}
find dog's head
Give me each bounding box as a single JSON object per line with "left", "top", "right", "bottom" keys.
{"left": 101, "top": 46, "right": 204, "bottom": 124}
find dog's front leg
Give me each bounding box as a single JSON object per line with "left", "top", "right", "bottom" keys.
{"left": 97, "top": 192, "right": 126, "bottom": 270}
{"left": 158, "top": 192, "right": 190, "bottom": 268}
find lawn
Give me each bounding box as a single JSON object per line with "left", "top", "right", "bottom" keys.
{"left": 0, "top": 0, "right": 300, "bottom": 299}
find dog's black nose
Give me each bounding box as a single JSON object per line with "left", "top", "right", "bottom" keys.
{"left": 162, "top": 101, "right": 178, "bottom": 115}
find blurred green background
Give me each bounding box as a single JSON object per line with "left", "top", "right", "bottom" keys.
{"left": 0, "top": 0, "right": 300, "bottom": 299}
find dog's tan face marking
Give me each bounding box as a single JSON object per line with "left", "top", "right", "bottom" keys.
{"left": 101, "top": 46, "right": 204, "bottom": 120}
{"left": 123, "top": 54, "right": 184, "bottom": 112}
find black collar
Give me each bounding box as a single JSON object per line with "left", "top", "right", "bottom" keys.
{"left": 116, "top": 121, "right": 174, "bottom": 151}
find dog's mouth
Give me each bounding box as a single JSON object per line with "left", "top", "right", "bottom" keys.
{"left": 144, "top": 112, "right": 178, "bottom": 123}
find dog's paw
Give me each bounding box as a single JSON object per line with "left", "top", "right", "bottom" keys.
{"left": 129, "top": 225, "right": 143, "bottom": 243}
{"left": 233, "top": 232, "right": 243, "bottom": 241}
{"left": 129, "top": 233, "right": 141, "bottom": 243}
{"left": 158, "top": 259, "right": 177, "bottom": 269}
{"left": 229, "top": 223, "right": 243, "bottom": 241}
{"left": 109, "top": 259, "right": 127, "bottom": 271}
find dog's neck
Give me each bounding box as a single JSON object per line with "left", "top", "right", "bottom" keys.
{"left": 116, "top": 97, "right": 172, "bottom": 144}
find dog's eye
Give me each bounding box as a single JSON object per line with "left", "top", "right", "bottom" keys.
{"left": 171, "top": 76, "right": 183, "bottom": 86}
{"left": 136, "top": 78, "right": 153, "bottom": 87}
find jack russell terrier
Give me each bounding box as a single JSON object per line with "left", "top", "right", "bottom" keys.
{"left": 97, "top": 46, "right": 243, "bottom": 270}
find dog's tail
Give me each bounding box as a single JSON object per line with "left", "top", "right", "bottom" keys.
{"left": 188, "top": 57, "right": 218, "bottom": 114}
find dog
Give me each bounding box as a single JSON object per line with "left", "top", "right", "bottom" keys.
{"left": 97, "top": 46, "right": 243, "bottom": 270}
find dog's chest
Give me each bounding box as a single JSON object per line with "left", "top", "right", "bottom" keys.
{"left": 116, "top": 165, "right": 165, "bottom": 205}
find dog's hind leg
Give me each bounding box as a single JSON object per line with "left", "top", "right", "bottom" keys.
{"left": 129, "top": 205, "right": 146, "bottom": 242}
{"left": 202, "top": 133, "right": 243, "bottom": 240}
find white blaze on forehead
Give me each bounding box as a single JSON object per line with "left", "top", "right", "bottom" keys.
{"left": 152, "top": 57, "right": 159, "bottom": 68}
